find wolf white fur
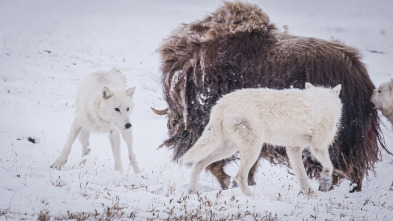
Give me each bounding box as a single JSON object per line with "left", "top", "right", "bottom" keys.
{"left": 50, "top": 68, "right": 141, "bottom": 173}
{"left": 183, "top": 83, "right": 342, "bottom": 196}
{"left": 371, "top": 79, "right": 393, "bottom": 124}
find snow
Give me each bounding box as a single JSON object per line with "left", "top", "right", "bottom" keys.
{"left": 1, "top": 0, "right": 393, "bottom": 220}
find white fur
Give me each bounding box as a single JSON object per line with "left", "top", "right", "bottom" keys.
{"left": 183, "top": 83, "right": 342, "bottom": 196}
{"left": 371, "top": 79, "right": 393, "bottom": 124}
{"left": 50, "top": 68, "right": 141, "bottom": 173}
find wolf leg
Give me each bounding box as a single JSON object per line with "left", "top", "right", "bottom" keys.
{"left": 309, "top": 146, "right": 334, "bottom": 192}
{"left": 50, "top": 120, "right": 81, "bottom": 169}
{"left": 188, "top": 142, "right": 237, "bottom": 194}
{"left": 231, "top": 156, "right": 260, "bottom": 188}
{"left": 286, "top": 146, "right": 315, "bottom": 194}
{"left": 235, "top": 145, "right": 262, "bottom": 197}
{"left": 79, "top": 129, "right": 91, "bottom": 157}
{"left": 189, "top": 158, "right": 209, "bottom": 194}
{"left": 109, "top": 129, "right": 123, "bottom": 172}
{"left": 121, "top": 129, "right": 141, "bottom": 174}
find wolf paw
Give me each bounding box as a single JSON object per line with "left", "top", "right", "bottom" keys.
{"left": 319, "top": 177, "right": 332, "bottom": 192}
{"left": 50, "top": 158, "right": 67, "bottom": 170}
{"left": 188, "top": 187, "right": 197, "bottom": 194}
{"left": 305, "top": 187, "right": 316, "bottom": 195}
{"left": 231, "top": 178, "right": 256, "bottom": 188}
{"left": 82, "top": 148, "right": 91, "bottom": 157}
{"left": 129, "top": 162, "right": 142, "bottom": 174}
{"left": 114, "top": 164, "right": 124, "bottom": 172}
{"left": 242, "top": 187, "right": 254, "bottom": 197}
{"left": 133, "top": 168, "right": 142, "bottom": 174}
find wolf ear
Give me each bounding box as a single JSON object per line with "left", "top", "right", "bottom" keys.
{"left": 103, "top": 87, "right": 113, "bottom": 99}
{"left": 332, "top": 84, "right": 341, "bottom": 95}
{"left": 305, "top": 82, "right": 314, "bottom": 89}
{"left": 126, "top": 87, "right": 136, "bottom": 97}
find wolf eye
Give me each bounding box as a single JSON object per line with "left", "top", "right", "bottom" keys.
{"left": 127, "top": 107, "right": 129, "bottom": 111}
{"left": 378, "top": 90, "right": 381, "bottom": 93}
{"left": 114, "top": 108, "right": 120, "bottom": 112}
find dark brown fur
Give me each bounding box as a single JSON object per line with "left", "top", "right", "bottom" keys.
{"left": 158, "top": 1, "right": 388, "bottom": 192}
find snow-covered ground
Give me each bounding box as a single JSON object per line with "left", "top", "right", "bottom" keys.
{"left": 1, "top": 0, "right": 393, "bottom": 220}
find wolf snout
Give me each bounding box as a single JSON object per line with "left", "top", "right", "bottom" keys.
{"left": 125, "top": 123, "right": 132, "bottom": 129}
{"left": 370, "top": 99, "right": 380, "bottom": 109}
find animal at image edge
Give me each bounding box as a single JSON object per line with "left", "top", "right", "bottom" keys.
{"left": 50, "top": 68, "right": 141, "bottom": 173}
{"left": 183, "top": 83, "right": 342, "bottom": 196}
{"left": 371, "top": 79, "right": 393, "bottom": 125}
{"left": 157, "top": 1, "right": 388, "bottom": 192}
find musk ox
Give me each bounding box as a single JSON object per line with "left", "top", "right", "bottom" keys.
{"left": 157, "top": 1, "right": 388, "bottom": 192}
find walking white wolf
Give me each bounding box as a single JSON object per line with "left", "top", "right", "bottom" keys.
{"left": 50, "top": 68, "right": 141, "bottom": 173}
{"left": 183, "top": 83, "right": 342, "bottom": 196}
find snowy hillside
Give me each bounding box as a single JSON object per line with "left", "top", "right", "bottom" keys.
{"left": 1, "top": 0, "right": 392, "bottom": 220}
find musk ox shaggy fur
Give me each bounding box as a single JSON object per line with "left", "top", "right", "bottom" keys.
{"left": 158, "top": 1, "right": 387, "bottom": 192}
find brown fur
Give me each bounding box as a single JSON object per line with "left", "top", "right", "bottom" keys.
{"left": 158, "top": 1, "right": 387, "bottom": 192}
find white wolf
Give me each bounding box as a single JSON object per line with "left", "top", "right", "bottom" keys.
{"left": 183, "top": 83, "right": 342, "bottom": 196}
{"left": 371, "top": 79, "right": 393, "bottom": 124}
{"left": 50, "top": 68, "right": 141, "bottom": 173}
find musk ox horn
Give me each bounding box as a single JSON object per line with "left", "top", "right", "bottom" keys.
{"left": 151, "top": 107, "right": 168, "bottom": 115}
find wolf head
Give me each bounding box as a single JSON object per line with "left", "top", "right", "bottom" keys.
{"left": 371, "top": 79, "right": 393, "bottom": 111}
{"left": 98, "top": 87, "right": 136, "bottom": 130}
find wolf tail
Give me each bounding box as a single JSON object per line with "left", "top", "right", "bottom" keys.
{"left": 182, "top": 114, "right": 224, "bottom": 165}
{"left": 181, "top": 145, "right": 207, "bottom": 165}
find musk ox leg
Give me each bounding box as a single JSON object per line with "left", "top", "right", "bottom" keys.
{"left": 207, "top": 158, "right": 259, "bottom": 190}
{"left": 247, "top": 160, "right": 258, "bottom": 186}
{"left": 207, "top": 160, "right": 232, "bottom": 190}
{"left": 350, "top": 170, "right": 364, "bottom": 192}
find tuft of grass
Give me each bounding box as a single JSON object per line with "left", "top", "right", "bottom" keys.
{"left": 31, "top": 191, "right": 279, "bottom": 220}
{"left": 50, "top": 174, "right": 66, "bottom": 187}
{"left": 158, "top": 192, "right": 279, "bottom": 221}
{"left": 37, "top": 209, "right": 50, "bottom": 221}
{"left": 35, "top": 205, "right": 139, "bottom": 221}
{"left": 0, "top": 208, "right": 10, "bottom": 216}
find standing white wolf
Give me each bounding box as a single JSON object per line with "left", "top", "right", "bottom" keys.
{"left": 50, "top": 68, "right": 141, "bottom": 173}
{"left": 183, "top": 83, "right": 342, "bottom": 196}
{"left": 371, "top": 79, "right": 393, "bottom": 125}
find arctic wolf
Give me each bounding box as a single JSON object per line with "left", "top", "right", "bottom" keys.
{"left": 50, "top": 68, "right": 141, "bottom": 173}
{"left": 371, "top": 79, "right": 393, "bottom": 125}
{"left": 183, "top": 83, "right": 342, "bottom": 196}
